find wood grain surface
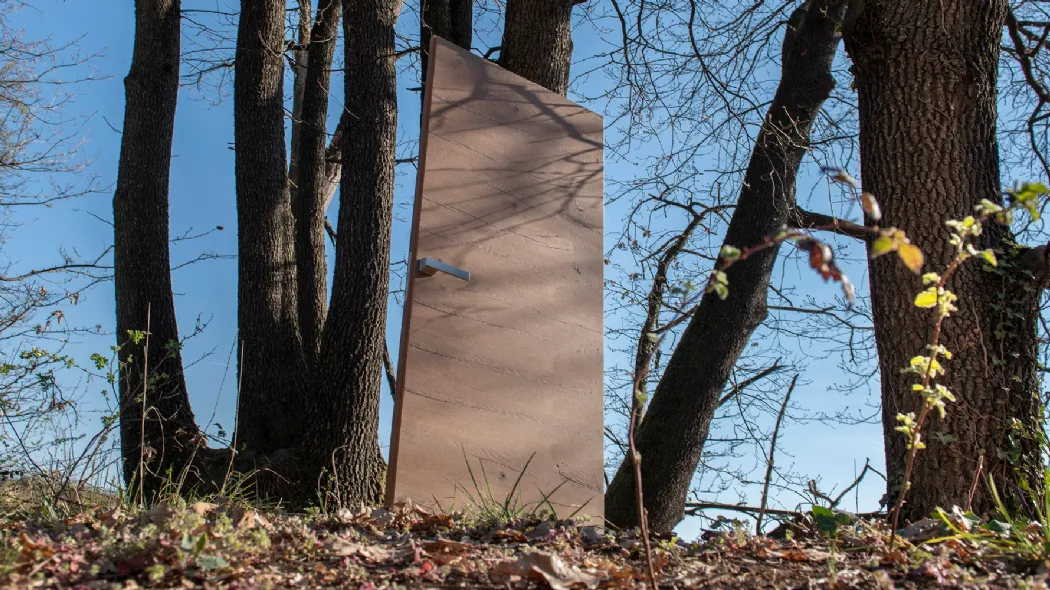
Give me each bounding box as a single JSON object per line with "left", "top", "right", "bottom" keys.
{"left": 386, "top": 36, "right": 604, "bottom": 521}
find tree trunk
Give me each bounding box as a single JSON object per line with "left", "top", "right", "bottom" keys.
{"left": 844, "top": 0, "right": 1043, "bottom": 521}
{"left": 420, "top": 0, "right": 450, "bottom": 105}
{"left": 294, "top": 0, "right": 342, "bottom": 372}
{"left": 288, "top": 0, "right": 312, "bottom": 210}
{"left": 420, "top": 0, "right": 472, "bottom": 107}
{"left": 234, "top": 0, "right": 307, "bottom": 455}
{"left": 113, "top": 0, "right": 201, "bottom": 500}
{"left": 304, "top": 0, "right": 401, "bottom": 506}
{"left": 448, "top": 0, "right": 472, "bottom": 50}
{"left": 604, "top": 0, "right": 848, "bottom": 533}
{"left": 499, "top": 0, "right": 573, "bottom": 96}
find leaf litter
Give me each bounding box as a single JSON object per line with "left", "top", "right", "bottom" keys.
{"left": 2, "top": 502, "right": 1050, "bottom": 588}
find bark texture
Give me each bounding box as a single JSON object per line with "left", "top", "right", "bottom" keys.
{"left": 604, "top": 0, "right": 848, "bottom": 532}
{"left": 113, "top": 0, "right": 201, "bottom": 500}
{"left": 448, "top": 0, "right": 472, "bottom": 49}
{"left": 303, "top": 0, "right": 402, "bottom": 506}
{"left": 294, "top": 0, "right": 342, "bottom": 371}
{"left": 288, "top": 0, "right": 312, "bottom": 209}
{"left": 420, "top": 0, "right": 450, "bottom": 100}
{"left": 499, "top": 0, "right": 573, "bottom": 96}
{"left": 845, "top": 0, "right": 1043, "bottom": 521}
{"left": 234, "top": 0, "right": 307, "bottom": 455}
{"left": 420, "top": 0, "right": 472, "bottom": 106}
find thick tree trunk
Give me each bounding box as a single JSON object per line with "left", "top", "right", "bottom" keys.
{"left": 420, "top": 0, "right": 471, "bottom": 107}
{"left": 289, "top": 0, "right": 312, "bottom": 209}
{"left": 294, "top": 0, "right": 342, "bottom": 371}
{"left": 234, "top": 0, "right": 307, "bottom": 455}
{"left": 845, "top": 0, "right": 1043, "bottom": 521}
{"left": 448, "top": 0, "right": 472, "bottom": 50}
{"left": 604, "top": 0, "right": 848, "bottom": 533}
{"left": 112, "top": 0, "right": 201, "bottom": 501}
{"left": 304, "top": 0, "right": 401, "bottom": 506}
{"left": 499, "top": 0, "right": 573, "bottom": 96}
{"left": 420, "top": 0, "right": 450, "bottom": 102}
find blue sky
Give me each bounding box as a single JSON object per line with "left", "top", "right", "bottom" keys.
{"left": 6, "top": 1, "right": 897, "bottom": 539}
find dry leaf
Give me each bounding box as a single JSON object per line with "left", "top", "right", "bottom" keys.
{"left": 860, "top": 192, "right": 882, "bottom": 221}
{"left": 897, "top": 243, "right": 924, "bottom": 273}
{"left": 579, "top": 526, "right": 605, "bottom": 545}
{"left": 191, "top": 502, "right": 218, "bottom": 517}
{"left": 490, "top": 528, "right": 529, "bottom": 543}
{"left": 145, "top": 504, "right": 176, "bottom": 524}
{"left": 227, "top": 507, "right": 270, "bottom": 530}
{"left": 331, "top": 537, "right": 393, "bottom": 562}
{"left": 491, "top": 552, "right": 600, "bottom": 590}
{"left": 370, "top": 507, "right": 395, "bottom": 528}
{"left": 334, "top": 505, "right": 370, "bottom": 525}
{"left": 422, "top": 539, "right": 474, "bottom": 565}
{"left": 775, "top": 548, "right": 835, "bottom": 562}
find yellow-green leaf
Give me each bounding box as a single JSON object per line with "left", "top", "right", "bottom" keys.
{"left": 980, "top": 249, "right": 997, "bottom": 267}
{"left": 871, "top": 235, "right": 896, "bottom": 258}
{"left": 898, "top": 243, "right": 924, "bottom": 273}
{"left": 914, "top": 288, "right": 938, "bottom": 308}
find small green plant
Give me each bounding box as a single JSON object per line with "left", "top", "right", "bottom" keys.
{"left": 811, "top": 505, "right": 852, "bottom": 583}
{"left": 449, "top": 449, "right": 587, "bottom": 525}
{"left": 928, "top": 457, "right": 1050, "bottom": 561}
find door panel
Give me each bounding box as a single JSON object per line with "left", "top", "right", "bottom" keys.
{"left": 386, "top": 37, "right": 604, "bottom": 521}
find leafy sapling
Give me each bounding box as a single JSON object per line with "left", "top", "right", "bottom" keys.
{"left": 885, "top": 183, "right": 1047, "bottom": 545}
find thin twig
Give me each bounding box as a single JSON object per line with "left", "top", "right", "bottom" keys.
{"left": 757, "top": 375, "right": 797, "bottom": 535}
{"left": 138, "top": 303, "right": 151, "bottom": 508}
{"left": 966, "top": 456, "right": 984, "bottom": 513}
{"left": 628, "top": 368, "right": 658, "bottom": 590}
{"left": 889, "top": 255, "right": 967, "bottom": 546}
{"left": 831, "top": 459, "right": 879, "bottom": 508}
{"left": 383, "top": 342, "right": 397, "bottom": 398}
{"left": 223, "top": 343, "right": 244, "bottom": 495}
{"left": 685, "top": 500, "right": 884, "bottom": 520}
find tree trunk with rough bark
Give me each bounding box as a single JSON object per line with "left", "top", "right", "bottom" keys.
{"left": 420, "top": 0, "right": 472, "bottom": 107}
{"left": 294, "top": 0, "right": 342, "bottom": 372}
{"left": 499, "top": 0, "right": 573, "bottom": 96}
{"left": 289, "top": 0, "right": 312, "bottom": 211}
{"left": 420, "top": 0, "right": 450, "bottom": 103}
{"left": 604, "top": 0, "right": 848, "bottom": 533}
{"left": 448, "top": 0, "right": 472, "bottom": 50}
{"left": 303, "top": 0, "right": 402, "bottom": 506}
{"left": 112, "top": 0, "right": 201, "bottom": 501}
{"left": 844, "top": 0, "right": 1044, "bottom": 522}
{"left": 234, "top": 0, "right": 307, "bottom": 456}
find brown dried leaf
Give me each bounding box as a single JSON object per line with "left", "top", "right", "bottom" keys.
{"left": 898, "top": 243, "right": 924, "bottom": 273}
{"left": 333, "top": 505, "right": 370, "bottom": 525}
{"left": 330, "top": 537, "right": 393, "bottom": 562}
{"left": 370, "top": 507, "right": 395, "bottom": 528}
{"left": 490, "top": 528, "right": 529, "bottom": 543}
{"left": 491, "top": 552, "right": 601, "bottom": 590}
{"left": 775, "top": 548, "right": 834, "bottom": 562}
{"left": 422, "top": 539, "right": 474, "bottom": 565}
{"left": 861, "top": 192, "right": 882, "bottom": 221}
{"left": 227, "top": 507, "right": 270, "bottom": 530}
{"left": 145, "top": 504, "right": 177, "bottom": 524}
{"left": 191, "top": 502, "right": 218, "bottom": 517}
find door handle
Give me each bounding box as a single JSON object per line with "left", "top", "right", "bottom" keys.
{"left": 417, "top": 257, "right": 470, "bottom": 282}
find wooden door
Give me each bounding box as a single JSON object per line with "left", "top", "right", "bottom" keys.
{"left": 386, "top": 37, "right": 605, "bottom": 521}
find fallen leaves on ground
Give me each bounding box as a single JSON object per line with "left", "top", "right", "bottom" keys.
{"left": 1, "top": 502, "right": 1049, "bottom": 588}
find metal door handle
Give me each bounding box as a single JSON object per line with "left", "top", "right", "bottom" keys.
{"left": 417, "top": 257, "right": 470, "bottom": 282}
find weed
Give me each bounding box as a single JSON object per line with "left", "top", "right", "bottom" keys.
{"left": 447, "top": 449, "right": 589, "bottom": 526}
